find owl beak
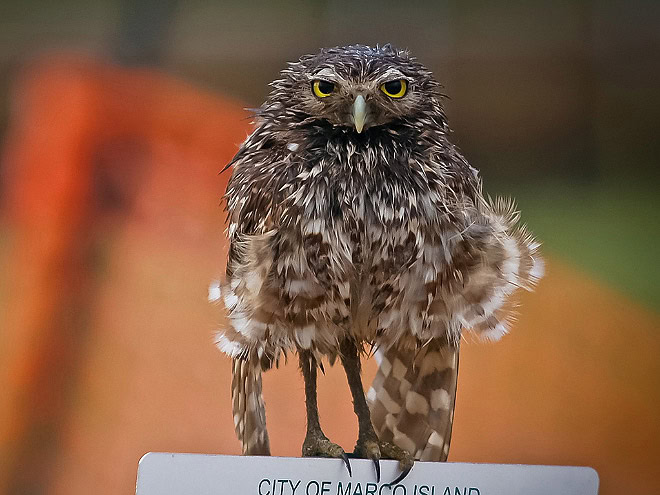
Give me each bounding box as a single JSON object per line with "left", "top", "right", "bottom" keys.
{"left": 352, "top": 95, "right": 367, "bottom": 133}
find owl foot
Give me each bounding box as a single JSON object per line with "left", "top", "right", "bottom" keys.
{"left": 302, "top": 433, "right": 352, "bottom": 476}
{"left": 382, "top": 441, "right": 414, "bottom": 485}
{"left": 353, "top": 437, "right": 414, "bottom": 484}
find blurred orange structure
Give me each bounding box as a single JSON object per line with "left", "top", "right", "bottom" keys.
{"left": 0, "top": 57, "right": 248, "bottom": 493}
{"left": 0, "top": 57, "right": 658, "bottom": 495}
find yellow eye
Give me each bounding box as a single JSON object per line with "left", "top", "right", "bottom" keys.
{"left": 312, "top": 79, "right": 335, "bottom": 98}
{"left": 380, "top": 79, "right": 408, "bottom": 98}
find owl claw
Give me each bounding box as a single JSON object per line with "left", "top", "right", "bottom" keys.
{"left": 387, "top": 465, "right": 412, "bottom": 486}
{"left": 373, "top": 458, "right": 380, "bottom": 482}
{"left": 352, "top": 437, "right": 413, "bottom": 484}
{"left": 378, "top": 441, "right": 414, "bottom": 486}
{"left": 341, "top": 453, "right": 352, "bottom": 477}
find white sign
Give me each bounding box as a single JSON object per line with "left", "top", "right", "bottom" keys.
{"left": 136, "top": 453, "right": 599, "bottom": 495}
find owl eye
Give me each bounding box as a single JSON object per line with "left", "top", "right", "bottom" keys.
{"left": 380, "top": 79, "right": 408, "bottom": 98}
{"left": 312, "top": 79, "right": 335, "bottom": 98}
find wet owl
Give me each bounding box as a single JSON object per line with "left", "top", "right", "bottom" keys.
{"left": 214, "top": 44, "right": 543, "bottom": 483}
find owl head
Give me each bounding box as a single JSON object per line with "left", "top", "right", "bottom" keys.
{"left": 262, "top": 44, "right": 445, "bottom": 134}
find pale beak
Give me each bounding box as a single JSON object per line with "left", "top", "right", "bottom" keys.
{"left": 352, "top": 95, "right": 367, "bottom": 133}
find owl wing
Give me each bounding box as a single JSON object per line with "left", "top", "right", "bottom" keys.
{"left": 220, "top": 134, "right": 283, "bottom": 456}
{"left": 368, "top": 197, "right": 543, "bottom": 461}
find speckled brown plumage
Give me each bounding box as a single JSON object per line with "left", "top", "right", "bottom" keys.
{"left": 214, "top": 44, "right": 543, "bottom": 475}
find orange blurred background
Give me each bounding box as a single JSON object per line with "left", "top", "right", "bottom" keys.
{"left": 0, "top": 2, "right": 658, "bottom": 494}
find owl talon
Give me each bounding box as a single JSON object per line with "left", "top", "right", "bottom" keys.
{"left": 352, "top": 438, "right": 413, "bottom": 484}
{"left": 373, "top": 458, "right": 380, "bottom": 482}
{"left": 387, "top": 465, "right": 413, "bottom": 486}
{"left": 378, "top": 441, "right": 414, "bottom": 485}
{"left": 341, "top": 453, "right": 352, "bottom": 477}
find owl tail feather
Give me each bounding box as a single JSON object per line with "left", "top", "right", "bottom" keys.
{"left": 368, "top": 341, "right": 459, "bottom": 461}
{"left": 231, "top": 355, "right": 271, "bottom": 455}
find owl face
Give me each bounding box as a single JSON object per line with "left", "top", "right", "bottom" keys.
{"left": 265, "top": 45, "right": 442, "bottom": 134}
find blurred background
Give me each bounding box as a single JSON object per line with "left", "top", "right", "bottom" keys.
{"left": 0, "top": 1, "right": 658, "bottom": 494}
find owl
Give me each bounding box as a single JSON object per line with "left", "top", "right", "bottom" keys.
{"left": 215, "top": 44, "right": 543, "bottom": 483}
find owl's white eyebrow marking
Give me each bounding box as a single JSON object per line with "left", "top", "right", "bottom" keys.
{"left": 379, "top": 68, "right": 406, "bottom": 81}
{"left": 311, "top": 68, "right": 339, "bottom": 81}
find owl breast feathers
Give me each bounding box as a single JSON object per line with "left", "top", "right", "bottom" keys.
{"left": 215, "top": 44, "right": 543, "bottom": 466}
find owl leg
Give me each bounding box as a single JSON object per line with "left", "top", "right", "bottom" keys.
{"left": 339, "top": 338, "right": 414, "bottom": 484}
{"left": 299, "top": 350, "right": 352, "bottom": 475}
